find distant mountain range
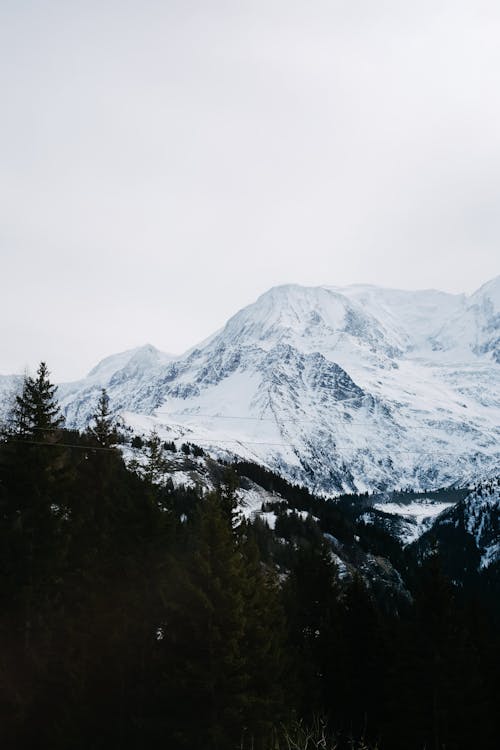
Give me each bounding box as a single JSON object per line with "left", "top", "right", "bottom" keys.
{"left": 2, "top": 276, "right": 499, "bottom": 494}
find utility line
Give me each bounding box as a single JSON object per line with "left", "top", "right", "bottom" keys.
{"left": 9, "top": 439, "right": 117, "bottom": 452}
{"left": 5, "top": 423, "right": 498, "bottom": 455}
{"left": 5, "top": 437, "right": 496, "bottom": 458}
{"left": 154, "top": 411, "right": 498, "bottom": 430}
{"left": 129, "top": 435, "right": 497, "bottom": 457}
{"left": 18, "top": 418, "right": 500, "bottom": 433}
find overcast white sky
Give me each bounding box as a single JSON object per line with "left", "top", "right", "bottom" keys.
{"left": 1, "top": 0, "right": 499, "bottom": 381}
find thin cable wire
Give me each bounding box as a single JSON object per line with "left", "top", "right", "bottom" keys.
{"left": 5, "top": 418, "right": 498, "bottom": 456}
{"left": 6, "top": 437, "right": 496, "bottom": 458}
{"left": 9, "top": 439, "right": 117, "bottom": 452}
{"left": 141, "top": 436, "right": 497, "bottom": 457}
{"left": 155, "top": 411, "right": 498, "bottom": 430}
{"left": 21, "top": 417, "right": 500, "bottom": 434}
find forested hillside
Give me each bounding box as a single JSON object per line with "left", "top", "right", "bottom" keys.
{"left": 0, "top": 365, "right": 498, "bottom": 749}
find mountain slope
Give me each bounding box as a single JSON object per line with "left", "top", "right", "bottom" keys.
{"left": 413, "top": 478, "right": 500, "bottom": 574}
{"left": 21, "top": 277, "right": 500, "bottom": 493}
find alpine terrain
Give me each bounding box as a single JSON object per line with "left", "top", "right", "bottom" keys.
{"left": 1, "top": 281, "right": 500, "bottom": 750}
{"left": 50, "top": 276, "right": 500, "bottom": 494}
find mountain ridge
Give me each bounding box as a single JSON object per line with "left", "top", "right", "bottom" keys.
{"left": 2, "top": 277, "right": 499, "bottom": 494}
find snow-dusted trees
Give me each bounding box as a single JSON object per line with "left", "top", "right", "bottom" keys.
{"left": 143, "top": 429, "right": 169, "bottom": 484}
{"left": 128, "top": 428, "right": 170, "bottom": 484}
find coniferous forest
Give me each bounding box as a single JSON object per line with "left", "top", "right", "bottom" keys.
{"left": 0, "top": 365, "right": 499, "bottom": 749}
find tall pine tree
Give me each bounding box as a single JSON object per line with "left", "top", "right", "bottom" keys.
{"left": 11, "top": 362, "right": 64, "bottom": 439}
{"left": 87, "top": 388, "right": 117, "bottom": 447}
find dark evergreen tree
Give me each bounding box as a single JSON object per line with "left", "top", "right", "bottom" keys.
{"left": 154, "top": 493, "right": 247, "bottom": 750}
{"left": 10, "top": 362, "right": 64, "bottom": 439}
{"left": 324, "top": 573, "right": 384, "bottom": 741}
{"left": 238, "top": 527, "right": 286, "bottom": 746}
{"left": 219, "top": 466, "right": 240, "bottom": 525}
{"left": 384, "top": 553, "right": 489, "bottom": 750}
{"left": 143, "top": 429, "right": 169, "bottom": 484}
{"left": 282, "top": 541, "right": 340, "bottom": 719}
{"left": 87, "top": 388, "right": 117, "bottom": 447}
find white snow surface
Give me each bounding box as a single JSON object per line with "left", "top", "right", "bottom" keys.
{"left": 374, "top": 500, "right": 456, "bottom": 522}
{"left": 12, "top": 277, "right": 500, "bottom": 494}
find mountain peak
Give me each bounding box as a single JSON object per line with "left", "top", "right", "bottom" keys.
{"left": 86, "top": 344, "right": 173, "bottom": 382}
{"left": 225, "top": 284, "right": 363, "bottom": 343}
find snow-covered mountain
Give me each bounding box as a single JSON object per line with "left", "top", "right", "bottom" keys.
{"left": 5, "top": 277, "right": 500, "bottom": 494}
{"left": 58, "top": 343, "right": 175, "bottom": 427}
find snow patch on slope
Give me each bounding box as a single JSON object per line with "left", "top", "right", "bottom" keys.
{"left": 371, "top": 499, "right": 456, "bottom": 545}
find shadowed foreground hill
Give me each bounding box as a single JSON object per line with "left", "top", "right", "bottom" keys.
{"left": 0, "top": 367, "right": 498, "bottom": 749}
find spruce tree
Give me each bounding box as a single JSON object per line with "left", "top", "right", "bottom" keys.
{"left": 239, "top": 528, "right": 286, "bottom": 746}
{"left": 282, "top": 540, "right": 341, "bottom": 721}
{"left": 143, "top": 429, "right": 169, "bottom": 484}
{"left": 88, "top": 388, "right": 117, "bottom": 447}
{"left": 410, "top": 554, "right": 484, "bottom": 750}
{"left": 11, "top": 362, "right": 64, "bottom": 439}
{"left": 154, "top": 493, "right": 247, "bottom": 750}
{"left": 219, "top": 466, "right": 240, "bottom": 525}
